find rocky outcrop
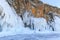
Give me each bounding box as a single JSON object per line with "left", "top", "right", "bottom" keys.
{"left": 6, "top": 0, "right": 60, "bottom": 18}
{"left": 6, "top": 0, "right": 60, "bottom": 31}
{"left": 0, "top": 5, "right": 3, "bottom": 15}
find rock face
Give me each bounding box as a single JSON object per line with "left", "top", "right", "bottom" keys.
{"left": 0, "top": 5, "right": 3, "bottom": 15}
{"left": 6, "top": 0, "right": 60, "bottom": 25}
{"left": 4, "top": 0, "right": 60, "bottom": 31}
{"left": 6, "top": 0, "right": 60, "bottom": 17}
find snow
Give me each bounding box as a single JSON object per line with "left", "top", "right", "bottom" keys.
{"left": 22, "top": 10, "right": 60, "bottom": 32}
{"left": 54, "top": 16, "right": 60, "bottom": 31}
{"left": 23, "top": 11, "right": 31, "bottom": 25}
{"left": 31, "top": 18, "right": 47, "bottom": 31}
{"left": 0, "top": 0, "right": 60, "bottom": 39}
{"left": 0, "top": 0, "right": 25, "bottom": 37}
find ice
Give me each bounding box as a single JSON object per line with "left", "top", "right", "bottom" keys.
{"left": 31, "top": 18, "right": 47, "bottom": 31}
{"left": 0, "top": 0, "right": 59, "bottom": 40}
{"left": 0, "top": 0, "right": 25, "bottom": 37}
{"left": 23, "top": 11, "right": 31, "bottom": 25}
{"left": 0, "top": 32, "right": 60, "bottom": 40}
{"left": 22, "top": 11, "right": 49, "bottom": 31}
{"left": 54, "top": 16, "right": 60, "bottom": 31}
{"left": 0, "top": 0, "right": 60, "bottom": 38}
{"left": 22, "top": 10, "right": 60, "bottom": 32}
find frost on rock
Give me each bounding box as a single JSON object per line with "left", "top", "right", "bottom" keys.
{"left": 23, "top": 11, "right": 31, "bottom": 28}
{"left": 0, "top": 0, "right": 60, "bottom": 37}
{"left": 0, "top": 0, "right": 24, "bottom": 33}
{"left": 31, "top": 18, "right": 48, "bottom": 31}
{"left": 22, "top": 11, "right": 48, "bottom": 31}
{"left": 22, "top": 10, "right": 60, "bottom": 32}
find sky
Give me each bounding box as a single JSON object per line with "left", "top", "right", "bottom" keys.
{"left": 41, "top": 0, "right": 60, "bottom": 8}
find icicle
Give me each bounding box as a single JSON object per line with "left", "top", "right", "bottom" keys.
{"left": 47, "top": 11, "right": 55, "bottom": 31}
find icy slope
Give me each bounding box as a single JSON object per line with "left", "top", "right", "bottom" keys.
{"left": 0, "top": 0, "right": 26, "bottom": 37}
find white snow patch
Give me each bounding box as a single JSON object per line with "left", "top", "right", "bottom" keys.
{"left": 54, "top": 16, "right": 60, "bottom": 31}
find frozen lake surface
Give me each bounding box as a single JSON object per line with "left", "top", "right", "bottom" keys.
{"left": 0, "top": 33, "right": 60, "bottom": 40}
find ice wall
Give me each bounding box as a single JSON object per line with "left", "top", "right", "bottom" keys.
{"left": 0, "top": 0, "right": 24, "bottom": 33}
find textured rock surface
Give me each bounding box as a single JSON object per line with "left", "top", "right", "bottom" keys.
{"left": 6, "top": 0, "right": 60, "bottom": 17}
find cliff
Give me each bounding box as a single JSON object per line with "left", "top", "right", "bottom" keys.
{"left": 6, "top": 0, "right": 60, "bottom": 18}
